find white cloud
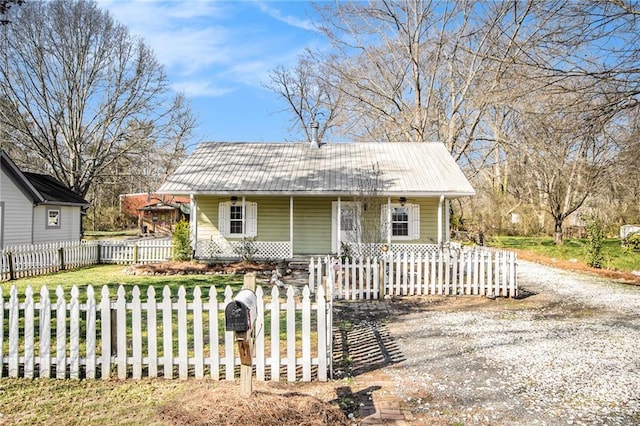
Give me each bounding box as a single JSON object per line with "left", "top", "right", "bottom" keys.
{"left": 97, "top": 1, "right": 323, "bottom": 99}
{"left": 254, "top": 1, "right": 318, "bottom": 32}
{"left": 171, "top": 79, "right": 235, "bottom": 97}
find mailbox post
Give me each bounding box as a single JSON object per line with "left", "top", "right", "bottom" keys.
{"left": 225, "top": 273, "right": 257, "bottom": 396}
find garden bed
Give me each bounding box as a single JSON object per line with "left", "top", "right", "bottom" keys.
{"left": 124, "top": 260, "right": 280, "bottom": 276}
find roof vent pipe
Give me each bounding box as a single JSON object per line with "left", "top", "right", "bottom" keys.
{"left": 310, "top": 121, "right": 320, "bottom": 149}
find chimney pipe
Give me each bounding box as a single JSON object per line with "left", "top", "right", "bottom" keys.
{"left": 310, "top": 121, "right": 319, "bottom": 149}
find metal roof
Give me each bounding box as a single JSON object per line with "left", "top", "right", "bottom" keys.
{"left": 158, "top": 142, "right": 475, "bottom": 197}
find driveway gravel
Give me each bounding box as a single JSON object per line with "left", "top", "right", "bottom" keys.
{"left": 375, "top": 260, "right": 640, "bottom": 425}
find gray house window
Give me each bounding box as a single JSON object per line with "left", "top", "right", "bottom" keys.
{"left": 47, "top": 208, "right": 61, "bottom": 229}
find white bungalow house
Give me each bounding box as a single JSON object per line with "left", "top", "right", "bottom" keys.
{"left": 158, "top": 140, "right": 475, "bottom": 260}
{"left": 0, "top": 150, "right": 89, "bottom": 249}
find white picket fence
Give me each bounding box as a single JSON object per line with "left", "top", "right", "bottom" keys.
{"left": 0, "top": 240, "right": 174, "bottom": 281}
{"left": 309, "top": 247, "right": 518, "bottom": 299}
{"left": 0, "top": 283, "right": 331, "bottom": 382}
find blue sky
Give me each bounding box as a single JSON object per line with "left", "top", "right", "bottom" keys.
{"left": 97, "top": 1, "right": 325, "bottom": 147}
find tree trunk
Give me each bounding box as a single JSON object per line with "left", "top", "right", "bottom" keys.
{"left": 554, "top": 218, "right": 564, "bottom": 245}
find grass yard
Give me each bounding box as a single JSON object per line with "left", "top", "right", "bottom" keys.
{"left": 1, "top": 264, "right": 245, "bottom": 296}
{"left": 0, "top": 265, "right": 340, "bottom": 425}
{"left": 1, "top": 263, "right": 320, "bottom": 369}
{"left": 0, "top": 378, "right": 185, "bottom": 424}
{"left": 488, "top": 236, "right": 640, "bottom": 272}
{"left": 0, "top": 378, "right": 346, "bottom": 425}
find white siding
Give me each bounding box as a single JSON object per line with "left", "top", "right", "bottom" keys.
{"left": 1, "top": 167, "right": 34, "bottom": 247}
{"left": 33, "top": 205, "right": 82, "bottom": 243}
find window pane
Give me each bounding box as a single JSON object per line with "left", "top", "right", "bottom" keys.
{"left": 48, "top": 210, "right": 60, "bottom": 227}
{"left": 391, "top": 207, "right": 408, "bottom": 222}
{"left": 341, "top": 208, "right": 355, "bottom": 231}
{"left": 230, "top": 205, "right": 243, "bottom": 220}
{"left": 230, "top": 220, "right": 243, "bottom": 234}
{"left": 392, "top": 222, "right": 409, "bottom": 236}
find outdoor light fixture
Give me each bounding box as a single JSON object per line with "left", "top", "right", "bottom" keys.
{"left": 399, "top": 197, "right": 407, "bottom": 206}
{"left": 231, "top": 196, "right": 238, "bottom": 205}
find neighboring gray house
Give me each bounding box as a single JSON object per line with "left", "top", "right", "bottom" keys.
{"left": 0, "top": 150, "right": 89, "bottom": 249}
{"left": 159, "top": 140, "right": 475, "bottom": 259}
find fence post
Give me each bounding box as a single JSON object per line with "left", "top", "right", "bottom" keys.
{"left": 97, "top": 243, "right": 102, "bottom": 264}
{"left": 7, "top": 252, "right": 15, "bottom": 281}
{"left": 59, "top": 247, "right": 65, "bottom": 270}
{"left": 133, "top": 244, "right": 139, "bottom": 264}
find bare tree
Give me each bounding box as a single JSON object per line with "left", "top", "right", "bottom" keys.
{"left": 0, "top": 0, "right": 195, "bottom": 198}
{"left": 267, "top": 0, "right": 547, "bottom": 171}
{"left": 506, "top": 91, "right": 616, "bottom": 244}
{"left": 264, "top": 53, "right": 343, "bottom": 142}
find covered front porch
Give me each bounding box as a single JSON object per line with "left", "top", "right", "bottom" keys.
{"left": 190, "top": 194, "right": 455, "bottom": 260}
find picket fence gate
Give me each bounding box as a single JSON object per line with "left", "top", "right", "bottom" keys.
{"left": 309, "top": 247, "right": 518, "bottom": 299}
{"left": 0, "top": 283, "right": 331, "bottom": 382}
{"left": 1, "top": 240, "right": 174, "bottom": 281}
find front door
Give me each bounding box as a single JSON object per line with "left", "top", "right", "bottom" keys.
{"left": 331, "top": 201, "right": 360, "bottom": 253}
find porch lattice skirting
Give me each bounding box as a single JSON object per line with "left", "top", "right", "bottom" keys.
{"left": 195, "top": 241, "right": 291, "bottom": 260}
{"left": 309, "top": 247, "right": 518, "bottom": 299}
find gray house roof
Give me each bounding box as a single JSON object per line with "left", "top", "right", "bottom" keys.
{"left": 158, "top": 142, "right": 475, "bottom": 198}
{"left": 1, "top": 150, "right": 88, "bottom": 207}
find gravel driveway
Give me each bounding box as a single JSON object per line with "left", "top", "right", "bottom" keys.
{"left": 338, "top": 260, "right": 640, "bottom": 425}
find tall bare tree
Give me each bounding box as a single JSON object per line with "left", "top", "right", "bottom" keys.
{"left": 267, "top": 0, "right": 548, "bottom": 170}
{"left": 264, "top": 53, "right": 343, "bottom": 142}
{"left": 506, "top": 90, "right": 617, "bottom": 244}
{"left": 0, "top": 0, "right": 195, "bottom": 198}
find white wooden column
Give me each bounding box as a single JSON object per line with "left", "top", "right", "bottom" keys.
{"left": 190, "top": 194, "right": 198, "bottom": 252}
{"left": 445, "top": 199, "right": 450, "bottom": 243}
{"left": 337, "top": 197, "right": 342, "bottom": 256}
{"left": 387, "top": 197, "right": 392, "bottom": 248}
{"left": 289, "top": 196, "right": 294, "bottom": 257}
{"left": 437, "top": 195, "right": 444, "bottom": 245}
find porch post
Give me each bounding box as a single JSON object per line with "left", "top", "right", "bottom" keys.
{"left": 387, "top": 197, "right": 392, "bottom": 248}
{"left": 437, "top": 195, "right": 444, "bottom": 245}
{"left": 337, "top": 197, "right": 342, "bottom": 256}
{"left": 445, "top": 199, "right": 450, "bottom": 243}
{"left": 289, "top": 196, "right": 294, "bottom": 257}
{"left": 190, "top": 194, "right": 198, "bottom": 254}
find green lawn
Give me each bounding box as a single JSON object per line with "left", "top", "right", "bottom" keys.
{"left": 1, "top": 264, "right": 317, "bottom": 360}
{"left": 1, "top": 264, "right": 244, "bottom": 297}
{"left": 487, "top": 236, "right": 640, "bottom": 272}
{"left": 0, "top": 378, "right": 198, "bottom": 425}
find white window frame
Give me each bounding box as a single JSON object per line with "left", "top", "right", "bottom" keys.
{"left": 46, "top": 208, "right": 61, "bottom": 229}
{"left": 391, "top": 206, "right": 410, "bottom": 238}
{"left": 381, "top": 203, "right": 420, "bottom": 241}
{"left": 218, "top": 200, "right": 257, "bottom": 238}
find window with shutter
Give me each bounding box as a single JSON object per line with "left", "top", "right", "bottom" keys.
{"left": 380, "top": 203, "right": 420, "bottom": 241}
{"left": 218, "top": 201, "right": 257, "bottom": 238}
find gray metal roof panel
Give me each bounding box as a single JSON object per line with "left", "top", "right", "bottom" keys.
{"left": 158, "top": 142, "right": 475, "bottom": 196}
